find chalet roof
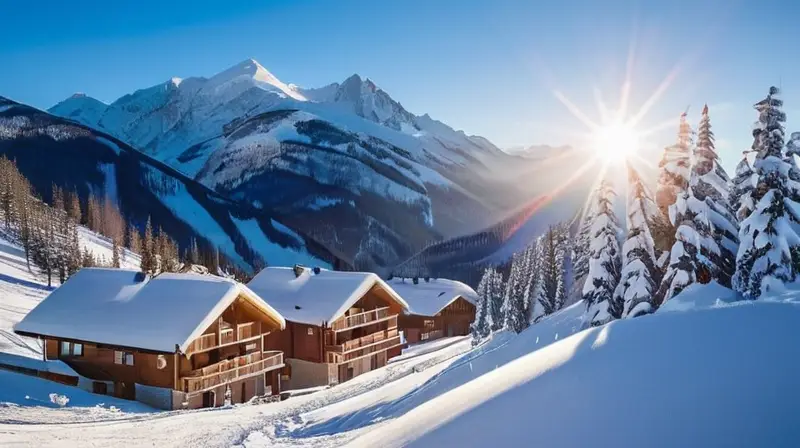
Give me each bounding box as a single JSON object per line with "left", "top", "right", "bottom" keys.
{"left": 247, "top": 267, "right": 409, "bottom": 326}
{"left": 388, "top": 278, "right": 478, "bottom": 317}
{"left": 14, "top": 268, "right": 285, "bottom": 354}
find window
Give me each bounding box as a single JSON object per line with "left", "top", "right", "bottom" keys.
{"left": 307, "top": 327, "right": 314, "bottom": 336}
{"left": 115, "top": 351, "right": 134, "bottom": 365}
{"left": 60, "top": 341, "right": 70, "bottom": 357}
{"left": 73, "top": 343, "right": 83, "bottom": 357}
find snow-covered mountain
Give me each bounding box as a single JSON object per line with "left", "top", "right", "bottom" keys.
{"left": 47, "top": 59, "right": 581, "bottom": 273}
{"left": 0, "top": 96, "right": 337, "bottom": 271}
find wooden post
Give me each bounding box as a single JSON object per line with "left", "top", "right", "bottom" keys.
{"left": 173, "top": 344, "right": 180, "bottom": 392}
{"left": 41, "top": 338, "right": 46, "bottom": 362}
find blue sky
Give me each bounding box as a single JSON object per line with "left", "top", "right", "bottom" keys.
{"left": 2, "top": 0, "right": 798, "bottom": 171}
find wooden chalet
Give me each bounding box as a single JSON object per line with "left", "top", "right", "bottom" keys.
{"left": 390, "top": 278, "right": 477, "bottom": 344}
{"left": 14, "top": 268, "right": 286, "bottom": 410}
{"left": 247, "top": 266, "right": 409, "bottom": 390}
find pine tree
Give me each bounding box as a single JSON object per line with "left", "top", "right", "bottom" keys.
{"left": 112, "top": 237, "right": 121, "bottom": 268}
{"left": 571, "top": 202, "right": 594, "bottom": 293}
{"left": 688, "top": 105, "right": 739, "bottom": 287}
{"left": 489, "top": 268, "right": 505, "bottom": 332}
{"left": 471, "top": 268, "right": 493, "bottom": 343}
{"left": 614, "top": 164, "right": 659, "bottom": 318}
{"left": 503, "top": 252, "right": 529, "bottom": 333}
{"left": 126, "top": 222, "right": 142, "bottom": 254}
{"left": 141, "top": 216, "right": 155, "bottom": 274}
{"left": 583, "top": 180, "right": 622, "bottom": 326}
{"left": 729, "top": 156, "right": 756, "bottom": 221}
{"left": 51, "top": 184, "right": 64, "bottom": 213}
{"left": 66, "top": 190, "right": 82, "bottom": 223}
{"left": 85, "top": 194, "right": 101, "bottom": 232}
{"left": 653, "top": 112, "right": 692, "bottom": 254}
{"left": 533, "top": 226, "right": 562, "bottom": 320}
{"left": 734, "top": 87, "right": 800, "bottom": 299}
{"left": 784, "top": 131, "right": 800, "bottom": 203}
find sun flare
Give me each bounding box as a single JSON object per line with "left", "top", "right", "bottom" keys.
{"left": 590, "top": 119, "right": 640, "bottom": 163}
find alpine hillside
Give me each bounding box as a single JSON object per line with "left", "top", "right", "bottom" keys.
{"left": 47, "top": 59, "right": 586, "bottom": 274}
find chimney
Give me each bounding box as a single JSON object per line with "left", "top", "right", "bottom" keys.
{"left": 312, "top": 266, "right": 321, "bottom": 275}
{"left": 293, "top": 264, "right": 305, "bottom": 278}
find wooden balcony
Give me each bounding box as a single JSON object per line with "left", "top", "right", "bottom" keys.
{"left": 185, "top": 321, "right": 262, "bottom": 356}
{"left": 330, "top": 307, "right": 396, "bottom": 332}
{"left": 326, "top": 331, "right": 402, "bottom": 364}
{"left": 182, "top": 350, "right": 284, "bottom": 393}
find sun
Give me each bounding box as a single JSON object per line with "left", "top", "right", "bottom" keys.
{"left": 590, "top": 118, "right": 640, "bottom": 163}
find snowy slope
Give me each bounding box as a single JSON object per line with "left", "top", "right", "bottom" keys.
{"left": 359, "top": 300, "right": 800, "bottom": 448}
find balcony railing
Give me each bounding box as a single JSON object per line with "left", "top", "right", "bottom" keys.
{"left": 327, "top": 334, "right": 402, "bottom": 364}
{"left": 182, "top": 350, "right": 284, "bottom": 393}
{"left": 185, "top": 321, "right": 262, "bottom": 356}
{"left": 238, "top": 322, "right": 257, "bottom": 340}
{"left": 330, "top": 307, "right": 395, "bottom": 332}
{"left": 327, "top": 328, "right": 399, "bottom": 354}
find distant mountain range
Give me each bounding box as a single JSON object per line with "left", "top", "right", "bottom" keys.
{"left": 4, "top": 58, "right": 589, "bottom": 280}
{"left": 0, "top": 96, "right": 336, "bottom": 271}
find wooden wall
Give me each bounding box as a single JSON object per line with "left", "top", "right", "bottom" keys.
{"left": 263, "top": 321, "right": 323, "bottom": 363}
{"left": 47, "top": 338, "right": 175, "bottom": 389}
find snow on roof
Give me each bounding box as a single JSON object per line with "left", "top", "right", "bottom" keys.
{"left": 387, "top": 278, "right": 477, "bottom": 316}
{"left": 247, "top": 267, "right": 409, "bottom": 326}
{"left": 14, "top": 268, "right": 285, "bottom": 354}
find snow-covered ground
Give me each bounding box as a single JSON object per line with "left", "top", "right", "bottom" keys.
{"left": 2, "top": 224, "right": 799, "bottom": 447}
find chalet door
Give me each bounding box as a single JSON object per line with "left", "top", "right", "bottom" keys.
{"left": 115, "top": 382, "right": 135, "bottom": 400}
{"left": 202, "top": 391, "right": 215, "bottom": 408}
{"left": 241, "top": 382, "right": 247, "bottom": 404}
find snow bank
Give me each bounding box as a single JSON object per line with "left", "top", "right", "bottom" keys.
{"left": 0, "top": 369, "right": 154, "bottom": 413}
{"left": 355, "top": 301, "right": 800, "bottom": 448}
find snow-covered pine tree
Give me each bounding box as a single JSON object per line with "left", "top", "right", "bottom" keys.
{"left": 653, "top": 112, "right": 693, "bottom": 254}
{"left": 689, "top": 104, "right": 739, "bottom": 287}
{"left": 734, "top": 87, "right": 800, "bottom": 299}
{"left": 583, "top": 180, "right": 622, "bottom": 326}
{"left": 489, "top": 268, "right": 505, "bottom": 332}
{"left": 553, "top": 222, "right": 570, "bottom": 311}
{"left": 729, "top": 156, "right": 756, "bottom": 221}
{"left": 614, "top": 164, "right": 659, "bottom": 318}
{"left": 783, "top": 131, "right": 800, "bottom": 203}
{"left": 503, "top": 252, "right": 528, "bottom": 333}
{"left": 571, "top": 202, "right": 594, "bottom": 295}
{"left": 471, "top": 268, "right": 493, "bottom": 343}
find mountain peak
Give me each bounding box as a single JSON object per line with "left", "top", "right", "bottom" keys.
{"left": 208, "top": 58, "right": 306, "bottom": 101}
{"left": 70, "top": 92, "right": 88, "bottom": 99}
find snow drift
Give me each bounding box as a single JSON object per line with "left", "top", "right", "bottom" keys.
{"left": 353, "top": 301, "right": 800, "bottom": 447}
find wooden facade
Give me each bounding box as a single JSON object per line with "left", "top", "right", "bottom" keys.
{"left": 263, "top": 283, "right": 405, "bottom": 390}
{"left": 34, "top": 294, "right": 285, "bottom": 410}
{"left": 399, "top": 297, "right": 476, "bottom": 345}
